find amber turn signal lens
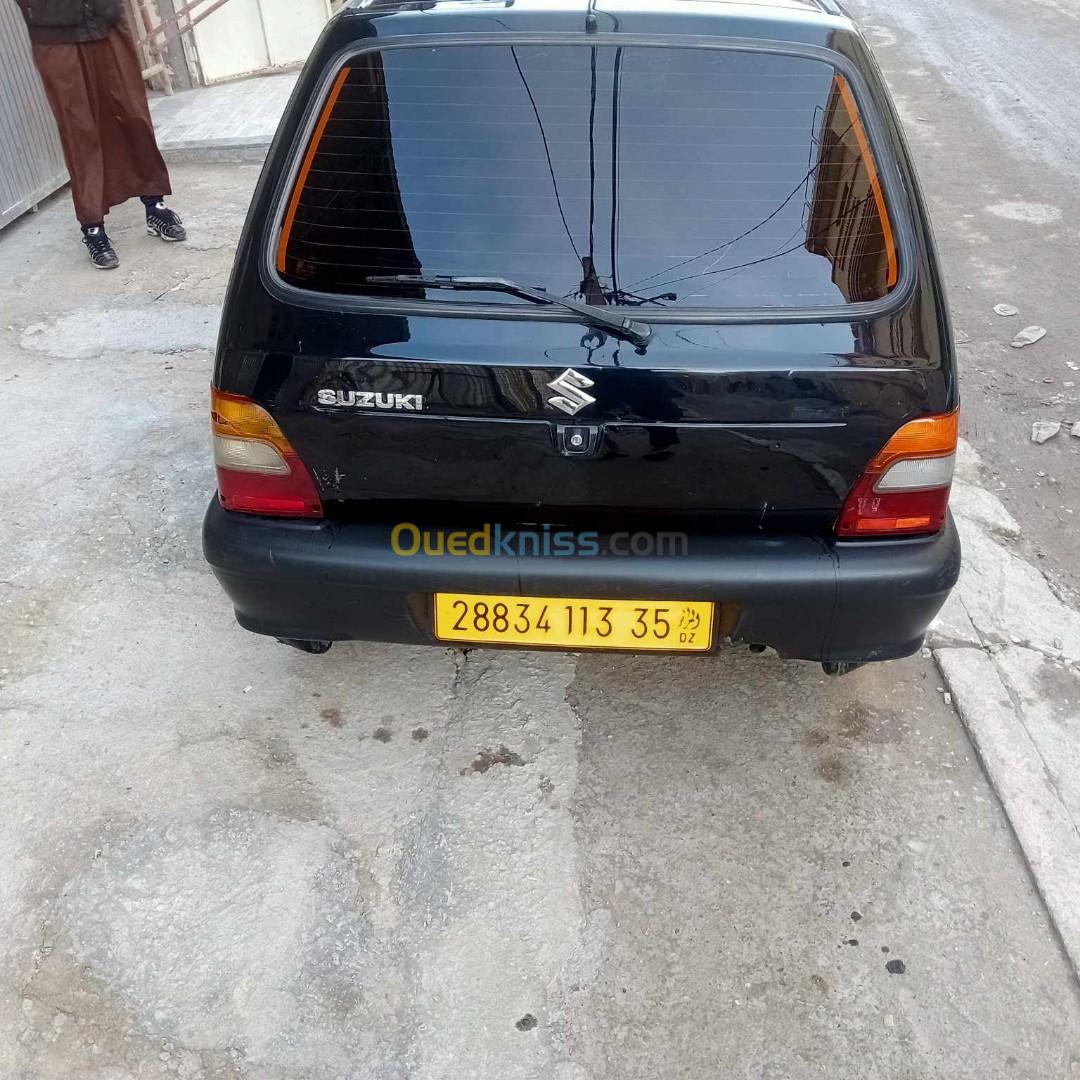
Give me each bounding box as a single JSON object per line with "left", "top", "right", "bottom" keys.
{"left": 212, "top": 388, "right": 296, "bottom": 454}
{"left": 865, "top": 410, "right": 960, "bottom": 472}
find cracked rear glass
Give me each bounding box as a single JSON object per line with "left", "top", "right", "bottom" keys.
{"left": 277, "top": 44, "right": 899, "bottom": 310}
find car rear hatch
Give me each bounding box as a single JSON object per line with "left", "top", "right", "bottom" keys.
{"left": 221, "top": 25, "right": 953, "bottom": 535}
{"left": 271, "top": 329, "right": 939, "bottom": 534}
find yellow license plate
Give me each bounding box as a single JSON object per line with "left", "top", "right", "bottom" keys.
{"left": 434, "top": 593, "right": 715, "bottom": 652}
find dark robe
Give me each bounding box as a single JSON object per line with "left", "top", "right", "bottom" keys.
{"left": 20, "top": 5, "right": 172, "bottom": 225}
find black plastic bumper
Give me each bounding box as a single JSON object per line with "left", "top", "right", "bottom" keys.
{"left": 202, "top": 501, "right": 961, "bottom": 663}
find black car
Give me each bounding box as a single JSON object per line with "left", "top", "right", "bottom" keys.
{"left": 203, "top": 0, "right": 960, "bottom": 672}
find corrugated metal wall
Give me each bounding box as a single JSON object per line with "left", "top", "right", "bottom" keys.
{"left": 0, "top": 0, "right": 68, "bottom": 231}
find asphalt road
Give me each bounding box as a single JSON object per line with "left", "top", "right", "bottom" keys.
{"left": 848, "top": 0, "right": 1080, "bottom": 608}
{"left": 2, "top": 3, "right": 1080, "bottom": 1072}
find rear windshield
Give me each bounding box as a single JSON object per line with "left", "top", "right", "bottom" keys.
{"left": 277, "top": 44, "right": 900, "bottom": 311}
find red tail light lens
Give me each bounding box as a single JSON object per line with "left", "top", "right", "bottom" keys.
{"left": 837, "top": 410, "right": 959, "bottom": 538}
{"left": 211, "top": 388, "right": 323, "bottom": 518}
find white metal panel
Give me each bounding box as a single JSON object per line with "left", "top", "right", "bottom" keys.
{"left": 190, "top": 0, "right": 271, "bottom": 84}
{"left": 189, "top": 0, "right": 330, "bottom": 84}
{"left": 0, "top": 0, "right": 68, "bottom": 231}
{"left": 261, "top": 0, "right": 331, "bottom": 68}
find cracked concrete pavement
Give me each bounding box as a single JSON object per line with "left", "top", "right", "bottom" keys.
{"left": 848, "top": 0, "right": 1080, "bottom": 608}
{"left": 3, "top": 31, "right": 1080, "bottom": 1074}
{"left": 850, "top": 0, "right": 1080, "bottom": 992}
{"left": 930, "top": 444, "right": 1080, "bottom": 987}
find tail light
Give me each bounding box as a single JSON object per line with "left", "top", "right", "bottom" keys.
{"left": 837, "top": 410, "right": 959, "bottom": 538}
{"left": 211, "top": 388, "right": 323, "bottom": 518}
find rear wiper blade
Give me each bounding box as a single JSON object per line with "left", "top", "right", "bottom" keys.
{"left": 362, "top": 274, "right": 652, "bottom": 347}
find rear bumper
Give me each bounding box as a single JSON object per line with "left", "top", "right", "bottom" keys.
{"left": 202, "top": 501, "right": 961, "bottom": 663}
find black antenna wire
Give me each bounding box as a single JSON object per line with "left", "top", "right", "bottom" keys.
{"left": 574, "top": 43, "right": 606, "bottom": 304}
{"left": 588, "top": 46, "right": 598, "bottom": 260}
{"left": 509, "top": 46, "right": 582, "bottom": 264}
{"left": 609, "top": 45, "right": 623, "bottom": 300}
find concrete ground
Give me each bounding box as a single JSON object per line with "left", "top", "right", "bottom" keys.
{"left": 848, "top": 0, "right": 1080, "bottom": 610}
{"left": 2, "top": 164, "right": 1080, "bottom": 1079}
{"left": 850, "top": 0, "right": 1080, "bottom": 1005}
{"left": 6, "top": 0, "right": 1080, "bottom": 1070}
{"left": 148, "top": 72, "right": 299, "bottom": 162}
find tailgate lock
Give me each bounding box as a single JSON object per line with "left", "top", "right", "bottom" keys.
{"left": 553, "top": 424, "right": 604, "bottom": 458}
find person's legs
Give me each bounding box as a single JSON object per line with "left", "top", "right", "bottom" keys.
{"left": 95, "top": 27, "right": 180, "bottom": 227}
{"left": 31, "top": 41, "right": 115, "bottom": 264}
{"left": 31, "top": 27, "right": 187, "bottom": 265}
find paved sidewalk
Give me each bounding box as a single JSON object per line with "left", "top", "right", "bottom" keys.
{"left": 148, "top": 70, "right": 299, "bottom": 161}
{"left": 848, "top": 0, "right": 1080, "bottom": 987}
{"left": 929, "top": 444, "right": 1080, "bottom": 982}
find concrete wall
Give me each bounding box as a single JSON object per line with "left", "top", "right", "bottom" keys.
{"left": 191, "top": 0, "right": 331, "bottom": 84}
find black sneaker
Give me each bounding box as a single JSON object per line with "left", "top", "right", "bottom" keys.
{"left": 145, "top": 202, "right": 187, "bottom": 242}
{"left": 82, "top": 226, "right": 119, "bottom": 270}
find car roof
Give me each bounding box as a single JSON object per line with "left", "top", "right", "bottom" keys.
{"left": 658, "top": 0, "right": 837, "bottom": 10}
{"left": 345, "top": 0, "right": 851, "bottom": 30}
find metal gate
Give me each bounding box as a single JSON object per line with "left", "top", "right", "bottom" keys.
{"left": 0, "top": 0, "right": 67, "bottom": 232}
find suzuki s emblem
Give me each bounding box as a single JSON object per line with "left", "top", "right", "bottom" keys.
{"left": 546, "top": 369, "right": 596, "bottom": 416}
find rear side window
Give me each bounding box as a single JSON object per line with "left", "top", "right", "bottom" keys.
{"left": 276, "top": 45, "right": 900, "bottom": 311}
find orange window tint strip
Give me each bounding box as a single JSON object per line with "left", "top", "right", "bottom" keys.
{"left": 276, "top": 67, "right": 352, "bottom": 274}
{"left": 835, "top": 74, "right": 899, "bottom": 289}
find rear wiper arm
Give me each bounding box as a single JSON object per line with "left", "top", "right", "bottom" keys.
{"left": 362, "top": 274, "right": 652, "bottom": 347}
